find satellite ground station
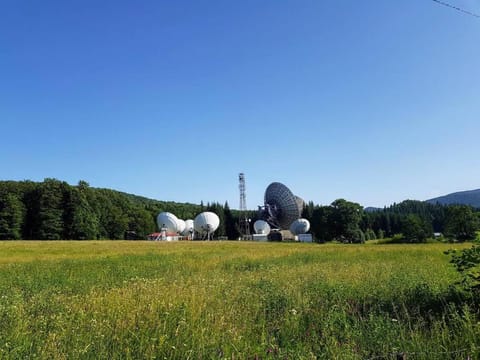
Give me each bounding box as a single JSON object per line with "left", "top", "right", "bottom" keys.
{"left": 153, "top": 211, "right": 219, "bottom": 241}
{"left": 150, "top": 175, "right": 312, "bottom": 242}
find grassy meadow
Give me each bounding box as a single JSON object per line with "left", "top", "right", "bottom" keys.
{"left": 0, "top": 241, "right": 478, "bottom": 359}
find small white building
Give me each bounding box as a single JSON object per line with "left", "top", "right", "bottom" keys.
{"left": 297, "top": 234, "right": 313, "bottom": 243}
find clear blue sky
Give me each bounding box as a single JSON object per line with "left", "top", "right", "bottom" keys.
{"left": 1, "top": 0, "right": 479, "bottom": 209}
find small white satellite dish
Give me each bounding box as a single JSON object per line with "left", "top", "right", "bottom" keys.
{"left": 183, "top": 219, "right": 194, "bottom": 236}
{"left": 254, "top": 220, "right": 271, "bottom": 235}
{"left": 176, "top": 219, "right": 186, "bottom": 235}
{"left": 290, "top": 218, "right": 311, "bottom": 235}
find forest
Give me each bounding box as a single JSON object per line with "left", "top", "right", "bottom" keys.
{"left": 0, "top": 179, "right": 479, "bottom": 242}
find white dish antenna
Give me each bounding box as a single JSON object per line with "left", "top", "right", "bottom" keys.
{"left": 254, "top": 220, "right": 271, "bottom": 235}
{"left": 183, "top": 219, "right": 194, "bottom": 236}
{"left": 290, "top": 218, "right": 310, "bottom": 235}
{"left": 176, "top": 219, "right": 186, "bottom": 235}
{"left": 194, "top": 212, "right": 220, "bottom": 239}
{"left": 157, "top": 212, "right": 179, "bottom": 233}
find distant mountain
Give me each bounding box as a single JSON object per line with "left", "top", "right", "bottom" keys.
{"left": 426, "top": 189, "right": 480, "bottom": 208}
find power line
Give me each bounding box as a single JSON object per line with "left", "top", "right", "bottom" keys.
{"left": 431, "top": 0, "right": 480, "bottom": 18}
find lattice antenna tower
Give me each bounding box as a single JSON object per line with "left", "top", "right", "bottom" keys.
{"left": 238, "top": 173, "right": 250, "bottom": 236}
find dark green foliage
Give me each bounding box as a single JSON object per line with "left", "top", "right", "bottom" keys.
{"left": 358, "top": 200, "right": 480, "bottom": 243}
{"left": 330, "top": 199, "right": 363, "bottom": 241}
{"left": 2, "top": 179, "right": 479, "bottom": 242}
{"left": 0, "top": 180, "right": 153, "bottom": 239}
{"left": 0, "top": 179, "right": 248, "bottom": 240}
{"left": 0, "top": 193, "right": 24, "bottom": 240}
{"left": 224, "top": 202, "right": 240, "bottom": 240}
{"left": 401, "top": 214, "right": 432, "bottom": 243}
{"left": 351, "top": 228, "right": 365, "bottom": 243}
{"left": 304, "top": 199, "right": 363, "bottom": 242}
{"left": 447, "top": 245, "right": 480, "bottom": 295}
{"left": 364, "top": 228, "right": 376, "bottom": 241}
{"left": 63, "top": 184, "right": 99, "bottom": 240}
{"left": 22, "top": 183, "right": 41, "bottom": 239}
{"left": 363, "top": 200, "right": 447, "bottom": 237}
{"left": 301, "top": 199, "right": 479, "bottom": 244}
{"left": 301, "top": 201, "right": 314, "bottom": 220}
{"left": 309, "top": 205, "right": 332, "bottom": 241}
{"left": 127, "top": 207, "right": 155, "bottom": 240}
{"left": 444, "top": 205, "right": 479, "bottom": 241}
{"left": 102, "top": 204, "right": 129, "bottom": 239}
{"left": 36, "top": 179, "right": 66, "bottom": 240}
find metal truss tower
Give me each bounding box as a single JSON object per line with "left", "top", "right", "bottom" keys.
{"left": 238, "top": 173, "right": 250, "bottom": 237}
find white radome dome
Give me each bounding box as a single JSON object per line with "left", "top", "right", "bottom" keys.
{"left": 290, "top": 218, "right": 310, "bottom": 235}
{"left": 157, "top": 212, "right": 179, "bottom": 233}
{"left": 176, "top": 219, "right": 186, "bottom": 234}
{"left": 183, "top": 219, "right": 194, "bottom": 235}
{"left": 254, "top": 220, "right": 271, "bottom": 235}
{"left": 194, "top": 212, "right": 220, "bottom": 234}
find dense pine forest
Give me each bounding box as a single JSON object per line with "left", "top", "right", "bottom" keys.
{"left": 0, "top": 179, "right": 244, "bottom": 240}
{"left": 0, "top": 179, "right": 479, "bottom": 242}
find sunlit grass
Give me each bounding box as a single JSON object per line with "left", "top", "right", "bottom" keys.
{"left": 0, "top": 241, "right": 477, "bottom": 359}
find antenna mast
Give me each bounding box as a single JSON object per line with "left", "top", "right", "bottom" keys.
{"left": 239, "top": 173, "right": 250, "bottom": 238}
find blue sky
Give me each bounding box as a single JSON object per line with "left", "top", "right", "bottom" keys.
{"left": 1, "top": 0, "right": 479, "bottom": 208}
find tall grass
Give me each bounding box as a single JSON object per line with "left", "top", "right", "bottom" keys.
{"left": 0, "top": 241, "right": 477, "bottom": 359}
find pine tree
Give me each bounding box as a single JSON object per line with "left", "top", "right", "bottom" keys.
{"left": 224, "top": 202, "right": 239, "bottom": 240}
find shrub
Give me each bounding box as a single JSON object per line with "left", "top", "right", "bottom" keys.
{"left": 446, "top": 245, "right": 480, "bottom": 294}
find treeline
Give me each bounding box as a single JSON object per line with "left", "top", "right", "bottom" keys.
{"left": 0, "top": 179, "right": 248, "bottom": 240}
{"left": 302, "top": 199, "right": 480, "bottom": 243}
{"left": 1, "top": 179, "right": 479, "bottom": 242}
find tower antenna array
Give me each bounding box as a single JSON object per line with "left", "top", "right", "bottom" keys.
{"left": 238, "top": 173, "right": 250, "bottom": 238}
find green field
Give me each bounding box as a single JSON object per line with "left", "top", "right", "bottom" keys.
{"left": 0, "top": 241, "right": 478, "bottom": 359}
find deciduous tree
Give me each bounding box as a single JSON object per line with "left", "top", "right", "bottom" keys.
{"left": 445, "top": 205, "right": 479, "bottom": 242}
{"left": 0, "top": 193, "right": 24, "bottom": 240}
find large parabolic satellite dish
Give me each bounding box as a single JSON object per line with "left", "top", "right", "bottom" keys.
{"left": 263, "top": 182, "right": 304, "bottom": 229}
{"left": 194, "top": 212, "right": 220, "bottom": 235}
{"left": 157, "top": 212, "right": 179, "bottom": 233}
